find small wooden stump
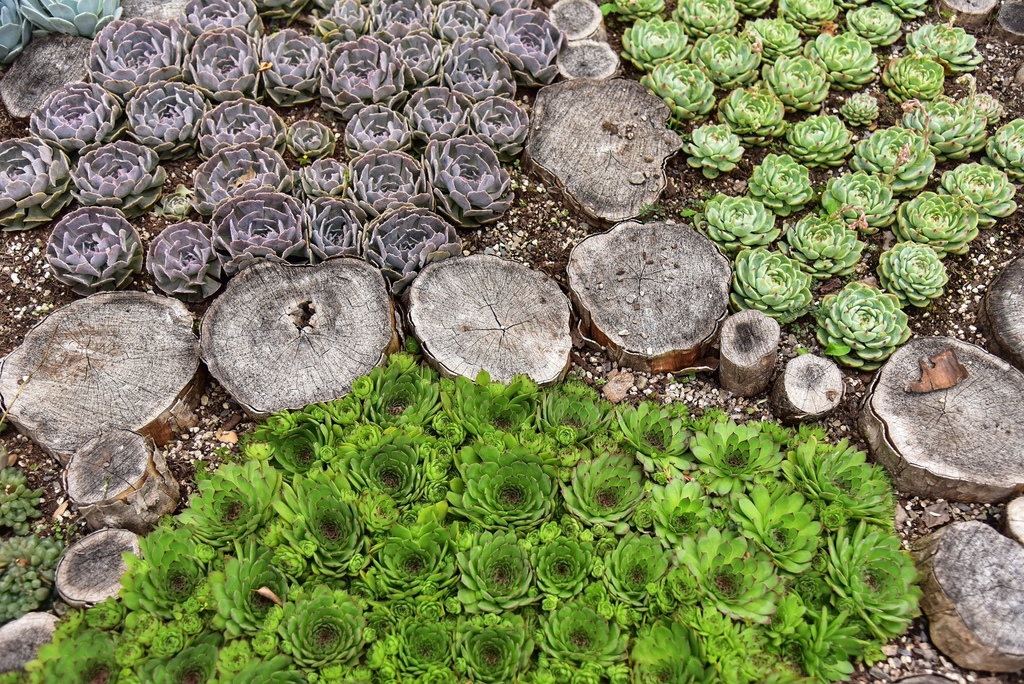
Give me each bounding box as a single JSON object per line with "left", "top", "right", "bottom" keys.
{"left": 995, "top": 2, "right": 1024, "bottom": 43}
{"left": 119, "top": 0, "right": 187, "bottom": 20}
{"left": 200, "top": 259, "right": 398, "bottom": 417}
{"left": 65, "top": 431, "right": 179, "bottom": 535}
{"left": 1006, "top": 496, "right": 1024, "bottom": 545}
{"left": 567, "top": 221, "right": 731, "bottom": 373}
{"left": 0, "top": 34, "right": 91, "bottom": 119}
{"left": 407, "top": 255, "right": 572, "bottom": 385}
{"left": 770, "top": 354, "right": 844, "bottom": 423}
{"left": 55, "top": 528, "right": 140, "bottom": 609}
{"left": 549, "top": 0, "right": 606, "bottom": 41}
{"left": 939, "top": 0, "right": 998, "bottom": 29}
{"left": 980, "top": 255, "right": 1024, "bottom": 372}
{"left": 525, "top": 79, "right": 680, "bottom": 225}
{"left": 0, "top": 613, "right": 57, "bottom": 674}
{"left": 896, "top": 677, "right": 956, "bottom": 684}
{"left": 557, "top": 40, "right": 621, "bottom": 80}
{"left": 0, "top": 293, "right": 203, "bottom": 464}
{"left": 914, "top": 521, "right": 1024, "bottom": 672}
{"left": 859, "top": 336, "right": 1024, "bottom": 503}
{"left": 718, "top": 310, "right": 780, "bottom": 397}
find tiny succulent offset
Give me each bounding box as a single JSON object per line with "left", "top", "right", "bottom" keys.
{"left": 816, "top": 282, "right": 910, "bottom": 370}
{"left": 147, "top": 221, "right": 223, "bottom": 302}
{"left": 877, "top": 241, "right": 948, "bottom": 308}
{"left": 0, "top": 137, "right": 73, "bottom": 232}
{"left": 46, "top": 206, "right": 143, "bottom": 295}
{"left": 747, "top": 153, "right": 813, "bottom": 216}
{"left": 364, "top": 206, "right": 462, "bottom": 293}
{"left": 702, "top": 194, "right": 779, "bottom": 254}
{"left": 731, "top": 247, "right": 814, "bottom": 322}
{"left": 286, "top": 120, "right": 337, "bottom": 165}
{"left": 686, "top": 123, "right": 744, "bottom": 178}
{"left": 840, "top": 92, "right": 880, "bottom": 128}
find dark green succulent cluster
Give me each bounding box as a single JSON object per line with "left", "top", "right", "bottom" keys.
{"left": 15, "top": 353, "right": 918, "bottom": 684}
{"left": 0, "top": 534, "right": 63, "bottom": 624}
{"left": 0, "top": 466, "right": 43, "bottom": 535}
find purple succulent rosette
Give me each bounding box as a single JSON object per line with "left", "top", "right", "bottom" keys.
{"left": 395, "top": 29, "right": 444, "bottom": 88}
{"left": 469, "top": 95, "right": 530, "bottom": 162}
{"left": 371, "top": 0, "right": 433, "bottom": 40}
{"left": 45, "top": 206, "right": 143, "bottom": 295}
{"left": 424, "top": 134, "right": 513, "bottom": 228}
{"left": 88, "top": 18, "right": 188, "bottom": 98}
{"left": 70, "top": 140, "right": 168, "bottom": 219}
{"left": 147, "top": 220, "right": 223, "bottom": 301}
{"left": 441, "top": 37, "right": 516, "bottom": 102}
{"left": 30, "top": 83, "right": 124, "bottom": 155}
{"left": 314, "top": 0, "right": 370, "bottom": 46}
{"left": 186, "top": 27, "right": 261, "bottom": 103}
{"left": 485, "top": 8, "right": 564, "bottom": 86}
{"left": 261, "top": 28, "right": 324, "bottom": 108}
{"left": 0, "top": 138, "right": 73, "bottom": 232}
{"left": 345, "top": 104, "right": 414, "bottom": 157}
{"left": 347, "top": 149, "right": 432, "bottom": 218}
{"left": 307, "top": 196, "right": 365, "bottom": 263}
{"left": 470, "top": 0, "right": 531, "bottom": 15}
{"left": 298, "top": 158, "right": 349, "bottom": 200}
{"left": 364, "top": 205, "right": 462, "bottom": 294}
{"left": 286, "top": 120, "right": 336, "bottom": 165}
{"left": 434, "top": 1, "right": 488, "bottom": 42}
{"left": 126, "top": 81, "right": 208, "bottom": 161}
{"left": 192, "top": 142, "right": 293, "bottom": 216}
{"left": 182, "top": 0, "right": 262, "bottom": 37}
{"left": 198, "top": 99, "right": 286, "bottom": 160}
{"left": 404, "top": 86, "right": 473, "bottom": 147}
{"left": 211, "top": 188, "right": 309, "bottom": 276}
{"left": 253, "top": 0, "right": 310, "bottom": 22}
{"left": 320, "top": 35, "right": 411, "bottom": 121}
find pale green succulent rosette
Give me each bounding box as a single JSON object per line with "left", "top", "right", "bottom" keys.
{"left": 879, "top": 0, "right": 928, "bottom": 18}
{"left": 621, "top": 17, "right": 691, "bottom": 71}
{"left": 734, "top": 0, "right": 773, "bottom": 18}
{"left": 692, "top": 33, "right": 762, "bottom": 90}
{"left": 702, "top": 194, "right": 779, "bottom": 254}
{"left": 605, "top": 0, "right": 666, "bottom": 19}
{"left": 763, "top": 55, "right": 829, "bottom": 113}
{"left": 905, "top": 23, "right": 982, "bottom": 73}
{"left": 747, "top": 153, "right": 813, "bottom": 215}
{"left": 895, "top": 191, "right": 980, "bottom": 257}
{"left": 901, "top": 97, "right": 987, "bottom": 162}
{"left": 816, "top": 281, "right": 911, "bottom": 370}
{"left": 877, "top": 241, "right": 948, "bottom": 308}
{"left": 778, "top": 0, "right": 838, "bottom": 34}
{"left": 671, "top": 0, "right": 740, "bottom": 38}
{"left": 717, "top": 86, "right": 787, "bottom": 147}
{"left": 850, "top": 126, "right": 935, "bottom": 195}
{"left": 456, "top": 530, "right": 537, "bottom": 613}
{"left": 845, "top": 4, "right": 902, "bottom": 47}
{"left": 784, "top": 114, "right": 853, "bottom": 167}
{"left": 649, "top": 479, "right": 713, "bottom": 548}
{"left": 882, "top": 55, "right": 945, "bottom": 103}
{"left": 641, "top": 61, "right": 716, "bottom": 124}
{"left": 983, "top": 118, "right": 1024, "bottom": 181}
{"left": 686, "top": 123, "right": 744, "bottom": 178}
{"left": 804, "top": 32, "right": 878, "bottom": 90}
{"left": 839, "top": 92, "right": 880, "bottom": 128}
{"left": 781, "top": 215, "right": 865, "bottom": 279}
{"left": 939, "top": 162, "right": 1017, "bottom": 228}
{"left": 821, "top": 170, "right": 898, "bottom": 233}
{"left": 730, "top": 485, "right": 822, "bottom": 575}
{"left": 730, "top": 247, "right": 814, "bottom": 323}
{"left": 744, "top": 18, "right": 803, "bottom": 63}
{"left": 962, "top": 91, "right": 1003, "bottom": 126}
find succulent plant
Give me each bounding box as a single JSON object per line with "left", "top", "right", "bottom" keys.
{"left": 782, "top": 215, "right": 865, "bottom": 279}
{"left": 882, "top": 55, "right": 944, "bottom": 103}
{"left": 539, "top": 602, "right": 629, "bottom": 665}
{"left": 895, "top": 191, "right": 980, "bottom": 257}
{"left": 617, "top": 401, "right": 692, "bottom": 478}
{"left": 845, "top": 4, "right": 901, "bottom": 47}
{"left": 839, "top": 91, "right": 880, "bottom": 128}
{"left": 397, "top": 29, "right": 445, "bottom": 88}
{"left": 183, "top": 0, "right": 263, "bottom": 37}
{"left": 940, "top": 163, "right": 1016, "bottom": 229}
{"left": 702, "top": 194, "right": 779, "bottom": 254}
{"left": 366, "top": 519, "right": 456, "bottom": 598}
{"left": 686, "top": 123, "right": 744, "bottom": 178}
{"left": 211, "top": 189, "right": 309, "bottom": 275}
{"left": 732, "top": 485, "right": 821, "bottom": 575}
{"left": 679, "top": 527, "right": 779, "bottom": 622}
{"left": 286, "top": 119, "right": 336, "bottom": 165}
{"left": 321, "top": 36, "right": 410, "bottom": 120}
{"left": 744, "top": 18, "right": 803, "bottom": 63}
{"left": 157, "top": 183, "right": 196, "bottom": 221}
{"left": 0, "top": 0, "right": 30, "bottom": 64}
{"left": 877, "top": 241, "right": 947, "bottom": 308}
{"left": 821, "top": 171, "right": 898, "bottom": 233}
{"left": 365, "top": 206, "right": 462, "bottom": 293}
{"left": 803, "top": 32, "right": 878, "bottom": 90}
{"left": 693, "top": 419, "right": 784, "bottom": 495}
{"left": 19, "top": 0, "right": 120, "bottom": 37}
{"left": 125, "top": 81, "right": 207, "bottom": 161}
{"left": 778, "top": 0, "right": 838, "bottom": 34}
{"left": 442, "top": 37, "right": 517, "bottom": 102}
{"left": 605, "top": 532, "right": 674, "bottom": 607}
{"left": 902, "top": 97, "right": 987, "bottom": 162}
{"left": 198, "top": 99, "right": 287, "bottom": 160}
{"left": 763, "top": 55, "right": 830, "bottom": 113}
{"left": 299, "top": 158, "right": 349, "bottom": 200}
{"left": 485, "top": 8, "right": 563, "bottom": 86}
{"left": 70, "top": 140, "right": 167, "bottom": 219}
{"left": 647, "top": 478, "right": 712, "bottom": 549}
{"left": 372, "top": 0, "right": 433, "bottom": 40}
{"left": 261, "top": 29, "right": 324, "bottom": 108}
{"left": 120, "top": 527, "right": 203, "bottom": 619}
{"left": 30, "top": 82, "right": 123, "bottom": 155}
{"left": 314, "top": 0, "right": 369, "bottom": 44}
{"left": 348, "top": 149, "right": 432, "bottom": 218}
{"left": 879, "top": 0, "right": 928, "bottom": 20}
{"left": 622, "top": 17, "right": 690, "bottom": 71}
{"left": 692, "top": 33, "right": 762, "bottom": 90}
{"left": 850, "top": 126, "right": 936, "bottom": 195}
{"left": 345, "top": 104, "right": 415, "bottom": 157}
{"left": 307, "top": 197, "right": 364, "bottom": 263}
{"left": 457, "top": 615, "right": 534, "bottom": 683}
{"left": 193, "top": 142, "right": 293, "bottom": 215}
{"left": 404, "top": 86, "right": 473, "bottom": 147}
{"left": 816, "top": 282, "right": 911, "bottom": 369}
{"left": 46, "top": 206, "right": 143, "bottom": 295}
{"left": 278, "top": 586, "right": 364, "bottom": 668}
{"left": 434, "top": 0, "right": 487, "bottom": 42}
{"left": 641, "top": 61, "right": 716, "bottom": 125}
{"left": 469, "top": 96, "right": 529, "bottom": 162}
{"left": 0, "top": 467, "right": 42, "bottom": 535}
{"left": 562, "top": 451, "right": 645, "bottom": 534}
{"left": 672, "top": 0, "right": 740, "bottom": 39}
{"left": 962, "top": 90, "right": 1003, "bottom": 126}
{"left": 604, "top": 0, "right": 665, "bottom": 19}
{"left": 253, "top": 0, "right": 311, "bottom": 22}
{"left": 88, "top": 18, "right": 188, "bottom": 98}
{"left": 717, "top": 86, "right": 787, "bottom": 146}
{"left": 186, "top": 27, "right": 261, "bottom": 102}
{"left": 424, "top": 135, "right": 513, "bottom": 227}
{"left": 747, "top": 153, "right": 813, "bottom": 215}
{"left": 146, "top": 220, "right": 222, "bottom": 302}
{"left": 730, "top": 247, "right": 814, "bottom": 323}
{"left": 457, "top": 530, "right": 536, "bottom": 612}
{"left": 0, "top": 534, "right": 63, "bottom": 624}
{"left": 448, "top": 444, "right": 557, "bottom": 532}
{"left": 212, "top": 541, "right": 290, "bottom": 637}
{"left": 784, "top": 114, "right": 853, "bottom": 167}
{"left": 0, "top": 138, "right": 73, "bottom": 232}
{"left": 532, "top": 535, "right": 593, "bottom": 599}
{"left": 630, "top": 619, "right": 708, "bottom": 683}
{"left": 983, "top": 118, "right": 1024, "bottom": 181}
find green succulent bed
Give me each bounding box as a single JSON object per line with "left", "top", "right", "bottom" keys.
{"left": 5, "top": 349, "right": 918, "bottom": 684}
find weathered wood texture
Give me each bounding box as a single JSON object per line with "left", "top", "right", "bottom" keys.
{"left": 718, "top": 310, "right": 780, "bottom": 397}
{"left": 859, "top": 336, "right": 1024, "bottom": 503}
{"left": 65, "top": 430, "right": 179, "bottom": 534}
{"left": 995, "top": 1, "right": 1024, "bottom": 43}
{"left": 200, "top": 258, "right": 398, "bottom": 418}
{"left": 567, "top": 221, "right": 731, "bottom": 373}
{"left": 0, "top": 613, "right": 57, "bottom": 674}
{"left": 407, "top": 255, "right": 572, "bottom": 385}
{"left": 0, "top": 34, "right": 91, "bottom": 119}
{"left": 895, "top": 677, "right": 956, "bottom": 684}
{"left": 770, "top": 354, "right": 844, "bottom": 423}
{"left": 557, "top": 40, "right": 621, "bottom": 80}
{"left": 55, "top": 528, "right": 140, "bottom": 609}
{"left": 913, "top": 521, "right": 1024, "bottom": 672}
{"left": 524, "top": 79, "right": 680, "bottom": 225}
{"left": 1006, "top": 496, "right": 1024, "bottom": 545}
{"left": 980, "top": 254, "right": 1024, "bottom": 371}
{"left": 939, "top": 0, "right": 998, "bottom": 28}
{"left": 120, "top": 0, "right": 187, "bottom": 20}
{"left": 0, "top": 293, "right": 203, "bottom": 464}
{"left": 549, "top": 0, "right": 606, "bottom": 41}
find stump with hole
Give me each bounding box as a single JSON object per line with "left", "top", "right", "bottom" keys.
{"left": 200, "top": 259, "right": 398, "bottom": 417}
{"left": 980, "top": 254, "right": 1024, "bottom": 372}
{"left": 55, "top": 528, "right": 140, "bottom": 609}
{"left": 770, "top": 354, "right": 844, "bottom": 423}
{"left": 718, "top": 310, "right": 780, "bottom": 397}
{"left": 407, "top": 255, "right": 573, "bottom": 385}
{"left": 64, "top": 430, "right": 179, "bottom": 535}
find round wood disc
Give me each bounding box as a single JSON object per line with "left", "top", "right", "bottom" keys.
{"left": 0, "top": 612, "right": 58, "bottom": 674}
{"left": 65, "top": 431, "right": 152, "bottom": 506}
{"left": 55, "top": 528, "right": 140, "bottom": 608}
{"left": 981, "top": 254, "right": 1024, "bottom": 371}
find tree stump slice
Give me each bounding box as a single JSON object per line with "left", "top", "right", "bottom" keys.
{"left": 980, "top": 255, "right": 1024, "bottom": 372}
{"left": 200, "top": 258, "right": 398, "bottom": 418}
{"left": 1006, "top": 496, "right": 1024, "bottom": 545}
{"left": 0, "top": 292, "right": 203, "bottom": 464}
{"left": 770, "top": 354, "right": 844, "bottom": 423}
{"left": 913, "top": 521, "right": 1024, "bottom": 672}
{"left": 0, "top": 613, "right": 58, "bottom": 674}
{"left": 524, "top": 79, "right": 680, "bottom": 225}
{"left": 896, "top": 677, "right": 956, "bottom": 684}
{"left": 566, "top": 221, "right": 731, "bottom": 373}
{"left": 0, "top": 34, "right": 91, "bottom": 119}
{"left": 859, "top": 336, "right": 1024, "bottom": 503}
{"left": 119, "top": 0, "right": 187, "bottom": 21}
{"left": 939, "top": 0, "right": 997, "bottom": 29}
{"left": 55, "top": 528, "right": 140, "bottom": 609}
{"left": 557, "top": 40, "right": 621, "bottom": 80}
{"left": 995, "top": 2, "right": 1024, "bottom": 43}
{"left": 406, "top": 254, "right": 572, "bottom": 385}
{"left": 65, "top": 430, "right": 180, "bottom": 535}
{"left": 718, "top": 310, "right": 780, "bottom": 397}
{"left": 549, "top": 0, "right": 606, "bottom": 41}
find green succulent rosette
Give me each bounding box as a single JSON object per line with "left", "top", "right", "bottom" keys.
{"left": 457, "top": 530, "right": 536, "bottom": 613}
{"left": 731, "top": 485, "right": 822, "bottom": 574}
{"left": 366, "top": 519, "right": 458, "bottom": 599}
{"left": 630, "top": 619, "right": 708, "bottom": 683}
{"left": 983, "top": 118, "right": 1024, "bottom": 181}
{"left": 120, "top": 526, "right": 204, "bottom": 620}
{"left": 561, "top": 450, "right": 646, "bottom": 533}
{"left": 747, "top": 153, "right": 813, "bottom": 215}
{"left": 604, "top": 532, "right": 674, "bottom": 607}
{"left": 778, "top": 0, "right": 838, "bottom": 34}
{"left": 211, "top": 541, "right": 290, "bottom": 638}
{"left": 621, "top": 17, "right": 691, "bottom": 71}
{"left": 762, "top": 55, "right": 829, "bottom": 113}
{"left": 730, "top": 247, "right": 814, "bottom": 322}
{"left": 671, "top": 0, "right": 740, "bottom": 38}
{"left": 605, "top": 0, "right": 666, "bottom": 19}
{"left": 962, "top": 91, "right": 1003, "bottom": 126}
{"left": 717, "top": 86, "right": 787, "bottom": 147}
{"left": 147, "top": 634, "right": 222, "bottom": 684}
{"left": 882, "top": 55, "right": 944, "bottom": 103}
{"left": 692, "top": 33, "right": 761, "bottom": 90}
{"left": 650, "top": 479, "right": 713, "bottom": 548}
{"left": 901, "top": 97, "right": 987, "bottom": 162}
{"left": 178, "top": 460, "right": 282, "bottom": 548}
{"left": 781, "top": 214, "right": 865, "bottom": 279}
{"left": 456, "top": 614, "right": 534, "bottom": 683}
{"left": 850, "top": 126, "right": 935, "bottom": 195}
{"left": 816, "top": 282, "right": 911, "bottom": 370}
{"left": 396, "top": 619, "right": 454, "bottom": 676}
{"left": 744, "top": 18, "right": 803, "bottom": 63}
{"left": 784, "top": 114, "right": 853, "bottom": 167}
{"left": 879, "top": 0, "right": 928, "bottom": 18}
{"left": 277, "top": 585, "right": 364, "bottom": 669}
{"left": 538, "top": 601, "right": 629, "bottom": 665}
{"left": 690, "top": 419, "right": 784, "bottom": 495}
{"left": 531, "top": 533, "right": 594, "bottom": 599}
{"left": 366, "top": 358, "right": 441, "bottom": 428}
{"left": 839, "top": 92, "right": 880, "bottom": 128}
{"left": 537, "top": 380, "right": 612, "bottom": 445}
{"left": 685, "top": 123, "right": 744, "bottom": 179}
{"left": 702, "top": 194, "right": 779, "bottom": 255}
{"left": 444, "top": 369, "right": 537, "bottom": 438}
{"left": 821, "top": 170, "right": 897, "bottom": 233}
{"left": 640, "top": 61, "right": 716, "bottom": 125}
{"left": 940, "top": 162, "right": 1017, "bottom": 228}
{"left": 845, "top": 4, "right": 901, "bottom": 47}
{"left": 616, "top": 401, "right": 692, "bottom": 479}
{"left": 804, "top": 32, "right": 878, "bottom": 90}
{"left": 345, "top": 432, "right": 425, "bottom": 507}
{"left": 895, "top": 191, "right": 980, "bottom": 257}
{"left": 734, "top": 0, "right": 773, "bottom": 17}
{"left": 905, "top": 23, "right": 982, "bottom": 73}
{"left": 877, "top": 241, "right": 948, "bottom": 308}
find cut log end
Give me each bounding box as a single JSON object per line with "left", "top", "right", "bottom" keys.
{"left": 0, "top": 34, "right": 92, "bottom": 119}
{"left": 980, "top": 254, "right": 1024, "bottom": 372}
{"left": 549, "top": 0, "right": 607, "bottom": 41}
{"left": 0, "top": 613, "right": 58, "bottom": 674}
{"left": 718, "top": 310, "right": 781, "bottom": 397}
{"left": 55, "top": 528, "right": 140, "bottom": 609}
{"left": 1006, "top": 496, "right": 1024, "bottom": 546}
{"left": 939, "top": 0, "right": 998, "bottom": 28}
{"left": 557, "top": 40, "right": 621, "bottom": 81}
{"left": 995, "top": 1, "right": 1024, "bottom": 43}
{"left": 770, "top": 354, "right": 844, "bottom": 423}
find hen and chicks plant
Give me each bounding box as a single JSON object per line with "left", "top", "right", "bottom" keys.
{"left": 0, "top": 467, "right": 42, "bottom": 535}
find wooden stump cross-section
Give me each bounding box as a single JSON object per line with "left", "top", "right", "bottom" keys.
{"left": 980, "top": 254, "right": 1024, "bottom": 372}
{"left": 770, "top": 353, "right": 844, "bottom": 423}
{"left": 718, "top": 309, "right": 780, "bottom": 397}
{"left": 55, "top": 528, "right": 140, "bottom": 609}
